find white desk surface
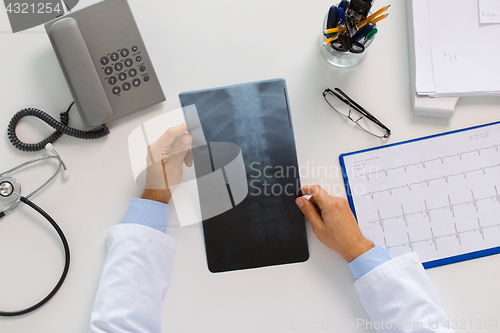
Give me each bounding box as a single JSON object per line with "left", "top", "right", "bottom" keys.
{"left": 1, "top": 0, "right": 499, "bottom": 332}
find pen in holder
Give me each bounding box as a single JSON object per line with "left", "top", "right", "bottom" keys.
{"left": 319, "top": 3, "right": 388, "bottom": 68}
{"left": 319, "top": 15, "right": 374, "bottom": 68}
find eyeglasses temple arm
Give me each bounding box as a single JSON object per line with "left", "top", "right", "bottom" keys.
{"left": 334, "top": 88, "right": 391, "bottom": 134}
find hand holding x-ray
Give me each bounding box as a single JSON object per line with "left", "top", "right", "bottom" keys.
{"left": 141, "top": 124, "right": 193, "bottom": 204}
{"left": 296, "top": 185, "right": 375, "bottom": 262}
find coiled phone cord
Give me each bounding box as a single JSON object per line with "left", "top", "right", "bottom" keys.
{"left": 7, "top": 102, "right": 110, "bottom": 152}
{"left": 0, "top": 196, "right": 70, "bottom": 317}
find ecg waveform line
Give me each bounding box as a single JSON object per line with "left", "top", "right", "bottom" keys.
{"left": 383, "top": 218, "right": 500, "bottom": 252}
{"left": 360, "top": 166, "right": 500, "bottom": 199}
{"left": 358, "top": 144, "right": 500, "bottom": 181}
{"left": 365, "top": 186, "right": 500, "bottom": 230}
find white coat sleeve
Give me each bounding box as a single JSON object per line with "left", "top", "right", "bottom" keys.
{"left": 354, "top": 253, "right": 454, "bottom": 333}
{"left": 89, "top": 224, "right": 177, "bottom": 333}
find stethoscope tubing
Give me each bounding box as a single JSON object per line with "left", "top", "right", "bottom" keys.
{"left": 0, "top": 195, "right": 70, "bottom": 317}
{"left": 0, "top": 146, "right": 70, "bottom": 316}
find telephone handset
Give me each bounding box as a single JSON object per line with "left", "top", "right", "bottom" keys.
{"left": 48, "top": 17, "right": 113, "bottom": 127}
{"left": 44, "top": 0, "right": 165, "bottom": 130}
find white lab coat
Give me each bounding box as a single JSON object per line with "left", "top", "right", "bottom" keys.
{"left": 354, "top": 253, "right": 454, "bottom": 333}
{"left": 89, "top": 224, "right": 176, "bottom": 333}
{"left": 89, "top": 224, "right": 452, "bottom": 333}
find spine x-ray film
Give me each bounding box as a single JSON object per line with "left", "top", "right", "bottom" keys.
{"left": 179, "top": 78, "right": 309, "bottom": 272}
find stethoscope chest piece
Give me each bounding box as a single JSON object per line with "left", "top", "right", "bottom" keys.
{"left": 0, "top": 177, "right": 21, "bottom": 204}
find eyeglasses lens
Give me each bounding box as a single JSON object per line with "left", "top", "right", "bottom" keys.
{"left": 324, "top": 91, "right": 387, "bottom": 138}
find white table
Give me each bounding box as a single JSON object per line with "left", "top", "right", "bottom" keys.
{"left": 1, "top": 1, "right": 499, "bottom": 332}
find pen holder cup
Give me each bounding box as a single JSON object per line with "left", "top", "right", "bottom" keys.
{"left": 319, "top": 14, "right": 375, "bottom": 68}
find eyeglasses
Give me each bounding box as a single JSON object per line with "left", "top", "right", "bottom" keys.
{"left": 323, "top": 88, "right": 391, "bottom": 138}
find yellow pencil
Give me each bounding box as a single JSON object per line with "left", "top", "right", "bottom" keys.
{"left": 323, "top": 34, "right": 340, "bottom": 46}
{"left": 358, "top": 5, "right": 390, "bottom": 28}
{"left": 368, "top": 13, "right": 388, "bottom": 25}
{"left": 323, "top": 10, "right": 388, "bottom": 46}
{"left": 323, "top": 26, "right": 346, "bottom": 34}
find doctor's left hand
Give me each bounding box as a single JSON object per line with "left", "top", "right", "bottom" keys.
{"left": 141, "top": 124, "right": 193, "bottom": 204}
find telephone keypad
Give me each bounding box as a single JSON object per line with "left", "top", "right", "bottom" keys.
{"left": 102, "top": 45, "right": 149, "bottom": 96}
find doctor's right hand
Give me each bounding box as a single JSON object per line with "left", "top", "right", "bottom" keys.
{"left": 295, "top": 185, "right": 374, "bottom": 263}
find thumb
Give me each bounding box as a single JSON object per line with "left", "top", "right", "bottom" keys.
{"left": 167, "top": 133, "right": 192, "bottom": 170}
{"left": 149, "top": 124, "right": 187, "bottom": 162}
{"left": 296, "top": 197, "right": 324, "bottom": 232}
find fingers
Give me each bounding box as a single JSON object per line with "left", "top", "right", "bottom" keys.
{"left": 184, "top": 149, "right": 193, "bottom": 167}
{"left": 308, "top": 194, "right": 320, "bottom": 208}
{"left": 165, "top": 133, "right": 192, "bottom": 176}
{"left": 295, "top": 197, "right": 324, "bottom": 232}
{"left": 148, "top": 124, "right": 189, "bottom": 164}
{"left": 300, "top": 185, "right": 330, "bottom": 210}
{"left": 156, "top": 124, "right": 187, "bottom": 147}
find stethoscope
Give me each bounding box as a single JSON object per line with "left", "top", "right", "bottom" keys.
{"left": 0, "top": 143, "right": 70, "bottom": 317}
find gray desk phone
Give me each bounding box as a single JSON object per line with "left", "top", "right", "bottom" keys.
{"left": 45, "top": 0, "right": 164, "bottom": 130}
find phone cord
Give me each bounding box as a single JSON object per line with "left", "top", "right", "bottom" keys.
{"left": 0, "top": 196, "right": 70, "bottom": 317}
{"left": 7, "top": 102, "right": 110, "bottom": 152}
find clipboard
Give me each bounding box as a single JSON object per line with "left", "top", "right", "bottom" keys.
{"left": 340, "top": 121, "right": 500, "bottom": 268}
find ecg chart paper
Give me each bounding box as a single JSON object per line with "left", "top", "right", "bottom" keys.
{"left": 341, "top": 122, "right": 500, "bottom": 267}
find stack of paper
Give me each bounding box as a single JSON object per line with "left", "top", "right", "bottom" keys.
{"left": 413, "top": 0, "right": 500, "bottom": 97}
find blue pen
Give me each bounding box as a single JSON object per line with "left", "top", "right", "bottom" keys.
{"left": 352, "top": 24, "right": 374, "bottom": 42}
{"left": 327, "top": 5, "right": 339, "bottom": 29}
{"left": 338, "top": 7, "right": 346, "bottom": 25}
